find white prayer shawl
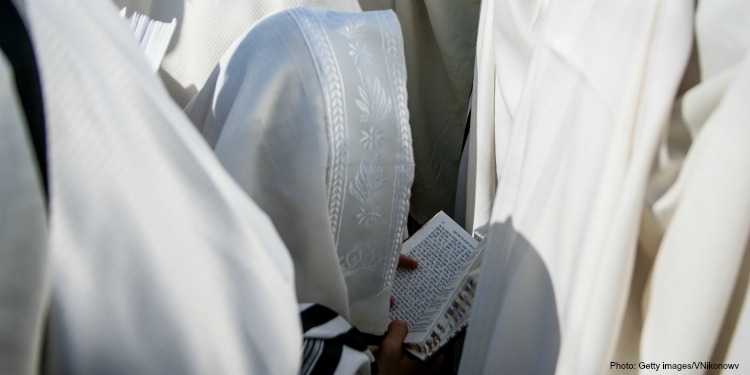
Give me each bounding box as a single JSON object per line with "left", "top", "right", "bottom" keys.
{"left": 461, "top": 0, "right": 694, "bottom": 373}
{"left": 0, "top": 52, "right": 49, "bottom": 375}
{"left": 187, "top": 8, "right": 413, "bottom": 335}
{"left": 464, "top": 0, "right": 547, "bottom": 236}
{"left": 638, "top": 0, "right": 750, "bottom": 369}
{"left": 24, "top": 0, "right": 302, "bottom": 373}
{"left": 113, "top": 0, "right": 361, "bottom": 106}
{"left": 359, "top": 0, "right": 480, "bottom": 225}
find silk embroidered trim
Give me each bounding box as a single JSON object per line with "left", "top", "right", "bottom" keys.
{"left": 290, "top": 8, "right": 413, "bottom": 305}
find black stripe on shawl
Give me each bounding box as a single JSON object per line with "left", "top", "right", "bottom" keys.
{"left": 306, "top": 339, "right": 342, "bottom": 375}
{"left": 332, "top": 328, "right": 384, "bottom": 351}
{"left": 300, "top": 304, "right": 339, "bottom": 333}
{"left": 301, "top": 338, "right": 324, "bottom": 375}
{"left": 300, "top": 304, "right": 384, "bottom": 374}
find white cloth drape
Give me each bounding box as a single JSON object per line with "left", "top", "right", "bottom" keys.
{"left": 461, "top": 0, "right": 695, "bottom": 373}
{"left": 637, "top": 0, "right": 750, "bottom": 369}
{"left": 0, "top": 52, "right": 49, "bottom": 375}
{"left": 463, "top": 0, "right": 750, "bottom": 373}
{"left": 113, "top": 0, "right": 361, "bottom": 106}
{"left": 23, "top": 0, "right": 302, "bottom": 373}
{"left": 187, "top": 8, "right": 413, "bottom": 335}
{"left": 464, "top": 0, "right": 545, "bottom": 236}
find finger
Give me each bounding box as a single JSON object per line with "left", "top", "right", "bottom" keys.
{"left": 381, "top": 320, "right": 409, "bottom": 355}
{"left": 398, "top": 254, "right": 419, "bottom": 269}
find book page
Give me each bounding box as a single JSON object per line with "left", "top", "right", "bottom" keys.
{"left": 422, "top": 255, "right": 481, "bottom": 356}
{"left": 390, "top": 211, "right": 479, "bottom": 344}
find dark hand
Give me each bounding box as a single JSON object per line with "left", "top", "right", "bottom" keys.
{"left": 374, "top": 320, "right": 443, "bottom": 375}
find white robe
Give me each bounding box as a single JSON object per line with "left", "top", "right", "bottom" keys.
{"left": 23, "top": 0, "right": 302, "bottom": 373}
{"left": 461, "top": 0, "right": 694, "bottom": 373}
{"left": 113, "top": 0, "right": 362, "bottom": 106}
{"left": 464, "top": 0, "right": 547, "bottom": 236}
{"left": 637, "top": 0, "right": 750, "bottom": 369}
{"left": 187, "top": 8, "right": 413, "bottom": 335}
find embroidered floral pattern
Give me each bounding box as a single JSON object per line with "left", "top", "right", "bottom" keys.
{"left": 350, "top": 154, "right": 384, "bottom": 225}
{"left": 355, "top": 76, "right": 392, "bottom": 124}
{"left": 348, "top": 40, "right": 373, "bottom": 66}
{"left": 332, "top": 13, "right": 367, "bottom": 40}
{"left": 360, "top": 126, "right": 383, "bottom": 150}
{"left": 292, "top": 9, "right": 413, "bottom": 307}
{"left": 340, "top": 243, "right": 380, "bottom": 277}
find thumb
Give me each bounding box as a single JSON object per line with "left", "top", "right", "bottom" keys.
{"left": 380, "top": 320, "right": 409, "bottom": 356}
{"left": 381, "top": 320, "right": 409, "bottom": 356}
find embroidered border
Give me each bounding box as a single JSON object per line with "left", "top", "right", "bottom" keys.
{"left": 378, "top": 11, "right": 413, "bottom": 293}
{"left": 330, "top": 11, "right": 388, "bottom": 287}
{"left": 293, "top": 8, "right": 413, "bottom": 302}
{"left": 290, "top": 8, "right": 349, "bottom": 246}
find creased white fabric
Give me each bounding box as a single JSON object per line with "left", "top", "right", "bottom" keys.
{"left": 464, "top": 0, "right": 498, "bottom": 236}
{"left": 359, "top": 0, "right": 480, "bottom": 225}
{"left": 24, "top": 0, "right": 301, "bottom": 373}
{"left": 0, "top": 52, "right": 49, "bottom": 375}
{"left": 638, "top": 0, "right": 750, "bottom": 369}
{"left": 461, "top": 0, "right": 694, "bottom": 373}
{"left": 187, "top": 8, "right": 413, "bottom": 335}
{"left": 113, "top": 0, "right": 361, "bottom": 106}
{"left": 465, "top": 0, "right": 545, "bottom": 236}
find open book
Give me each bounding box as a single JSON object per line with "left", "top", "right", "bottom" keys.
{"left": 390, "top": 211, "right": 484, "bottom": 360}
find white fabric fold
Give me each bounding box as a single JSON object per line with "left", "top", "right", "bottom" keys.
{"left": 24, "top": 0, "right": 302, "bottom": 373}
{"left": 464, "top": 0, "right": 750, "bottom": 373}
{"left": 638, "top": 0, "right": 750, "bottom": 368}
{"left": 461, "top": 0, "right": 694, "bottom": 373}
